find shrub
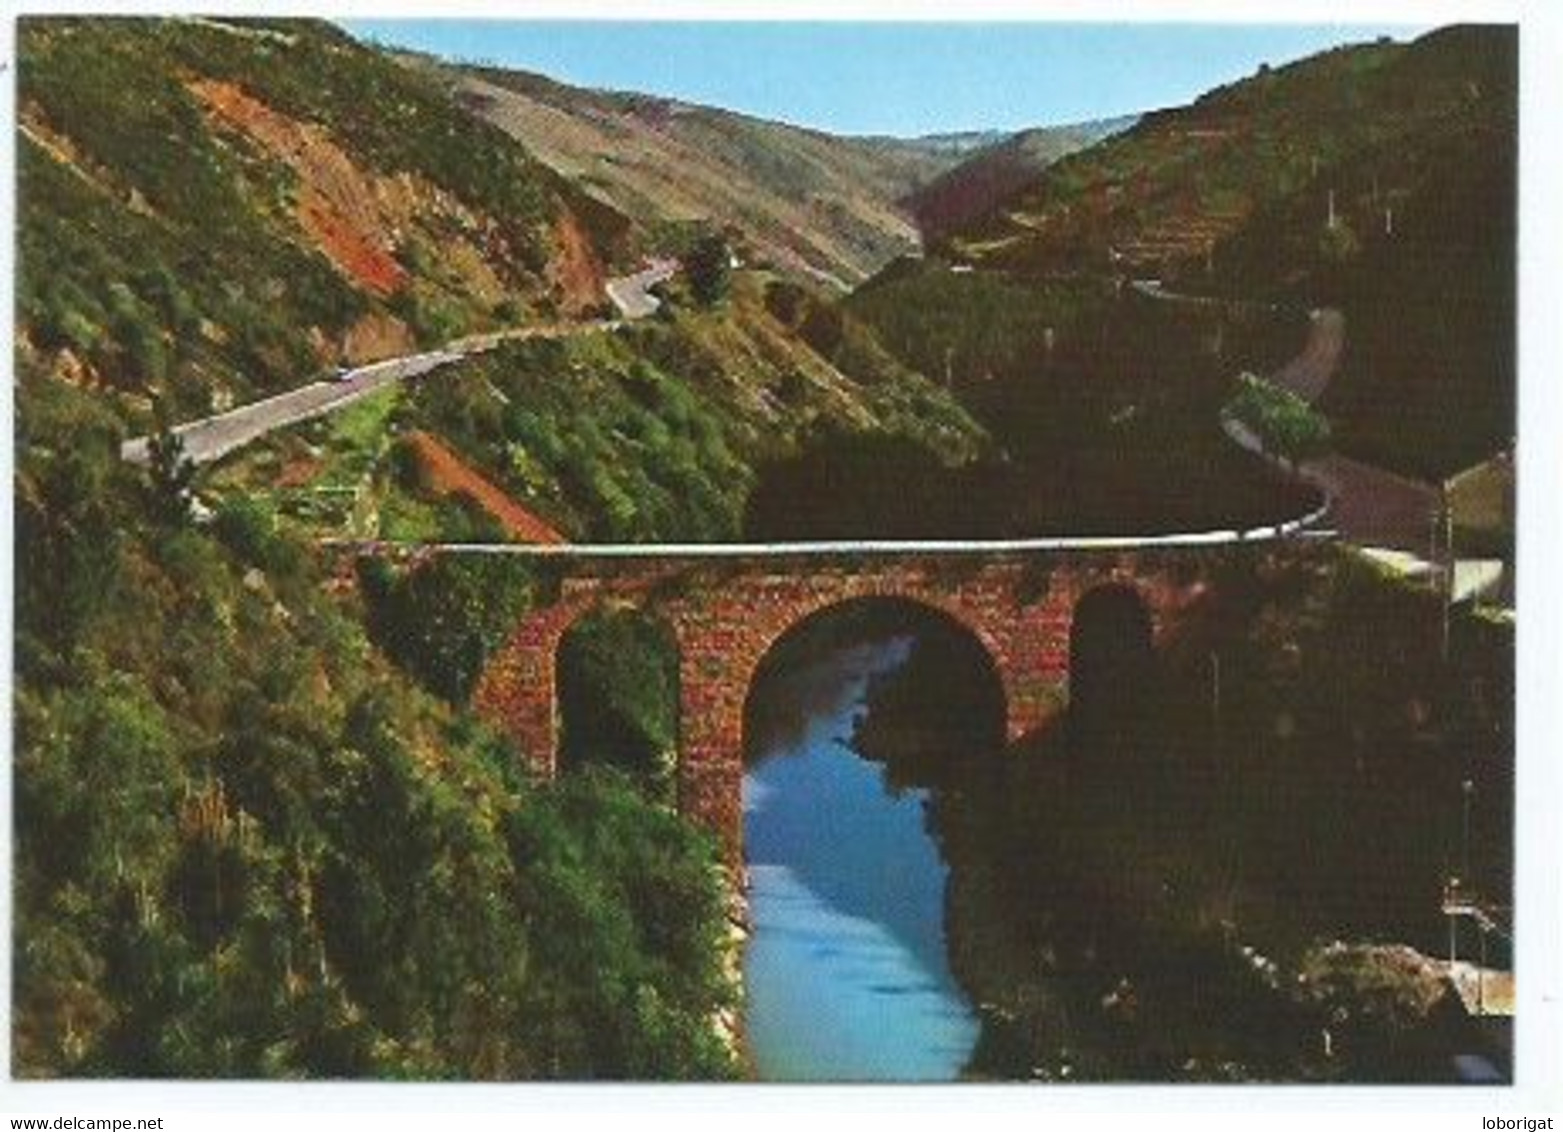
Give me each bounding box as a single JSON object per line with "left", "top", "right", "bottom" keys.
{"left": 684, "top": 233, "right": 731, "bottom": 307}
{"left": 1226, "top": 372, "right": 1333, "bottom": 465}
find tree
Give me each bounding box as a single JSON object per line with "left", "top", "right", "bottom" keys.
{"left": 557, "top": 610, "right": 679, "bottom": 800}
{"left": 684, "top": 233, "right": 731, "bottom": 307}
{"left": 1226, "top": 373, "right": 1333, "bottom": 467}
{"left": 145, "top": 397, "right": 196, "bottom": 522}
{"left": 359, "top": 555, "right": 535, "bottom": 704}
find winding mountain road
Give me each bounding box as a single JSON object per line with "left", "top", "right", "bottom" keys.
{"left": 121, "top": 347, "right": 463, "bottom": 467}
{"left": 120, "top": 262, "right": 678, "bottom": 468}
{"left": 1257, "top": 307, "right": 1440, "bottom": 560}
{"left": 605, "top": 257, "right": 679, "bottom": 319}
{"left": 1195, "top": 295, "right": 1441, "bottom": 562}
{"left": 1269, "top": 307, "right": 1344, "bottom": 404}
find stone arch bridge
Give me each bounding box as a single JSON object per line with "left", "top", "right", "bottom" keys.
{"left": 390, "top": 535, "right": 1310, "bottom": 859}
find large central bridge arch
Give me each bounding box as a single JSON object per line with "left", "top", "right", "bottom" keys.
{"left": 739, "top": 592, "right": 1010, "bottom": 774}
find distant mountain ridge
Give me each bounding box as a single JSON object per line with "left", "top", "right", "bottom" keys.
{"left": 402, "top": 55, "right": 1124, "bottom": 287}
{"left": 905, "top": 115, "right": 1138, "bottom": 242}
{"left": 407, "top": 56, "right": 968, "bottom": 285}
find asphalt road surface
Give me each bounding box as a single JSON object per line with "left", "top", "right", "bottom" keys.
{"left": 120, "top": 261, "right": 667, "bottom": 468}
{"left": 1270, "top": 307, "right": 1345, "bottom": 404}
{"left": 1219, "top": 303, "right": 1439, "bottom": 559}
{"left": 605, "top": 257, "right": 679, "bottom": 319}
{"left": 121, "top": 349, "right": 462, "bottom": 467}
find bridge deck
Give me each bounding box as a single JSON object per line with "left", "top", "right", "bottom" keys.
{"left": 321, "top": 515, "right": 1336, "bottom": 559}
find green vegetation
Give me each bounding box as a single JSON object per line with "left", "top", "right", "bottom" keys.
{"left": 16, "top": 17, "right": 605, "bottom": 428}
{"left": 13, "top": 363, "right": 738, "bottom": 1080}
{"left": 1225, "top": 372, "right": 1332, "bottom": 466}
{"left": 399, "top": 274, "right": 986, "bottom": 542}
{"left": 16, "top": 111, "right": 358, "bottom": 422}
{"left": 685, "top": 232, "right": 733, "bottom": 306}
{"left": 946, "top": 33, "right": 1415, "bottom": 272}
{"left": 846, "top": 261, "right": 1102, "bottom": 389}
{"left": 1211, "top": 33, "right": 1516, "bottom": 480}
{"left": 842, "top": 261, "right": 1321, "bottom": 536}
{"left": 940, "top": 25, "right": 1515, "bottom": 481}
{"left": 403, "top": 337, "right": 752, "bottom": 542}
{"left": 359, "top": 555, "right": 538, "bottom": 706}
{"left": 558, "top": 611, "right": 681, "bottom": 803}
{"left": 158, "top": 19, "right": 555, "bottom": 272}
{"left": 202, "top": 386, "right": 508, "bottom": 545}
{"left": 144, "top": 403, "right": 198, "bottom": 523}
{"left": 13, "top": 16, "right": 1519, "bottom": 1084}
{"left": 850, "top": 545, "right": 1512, "bottom": 1081}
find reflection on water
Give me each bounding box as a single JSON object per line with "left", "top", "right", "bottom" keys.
{"left": 742, "top": 638, "right": 981, "bottom": 1082}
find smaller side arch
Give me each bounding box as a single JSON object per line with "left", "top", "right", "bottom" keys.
{"left": 555, "top": 603, "right": 681, "bottom": 799}
{"left": 1067, "top": 582, "right": 1157, "bottom": 748}
{"left": 472, "top": 596, "right": 597, "bottom": 777}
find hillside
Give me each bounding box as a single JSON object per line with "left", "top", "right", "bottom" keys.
{"left": 1212, "top": 28, "right": 1517, "bottom": 478}
{"left": 940, "top": 25, "right": 1516, "bottom": 479}
{"left": 202, "top": 271, "right": 988, "bottom": 546}
{"left": 12, "top": 17, "right": 759, "bottom": 1079}
{"left": 948, "top": 27, "right": 1510, "bottom": 275}
{"left": 842, "top": 259, "right": 1319, "bottom": 537}
{"left": 905, "top": 115, "right": 1137, "bottom": 243}
{"left": 13, "top": 344, "right": 742, "bottom": 1079}
{"left": 411, "top": 58, "right": 968, "bottom": 286}
{"left": 16, "top": 16, "right": 991, "bottom": 547}
{"left": 16, "top": 17, "right": 630, "bottom": 431}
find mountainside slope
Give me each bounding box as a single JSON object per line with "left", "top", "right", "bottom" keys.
{"left": 947, "top": 28, "right": 1510, "bottom": 277}
{"left": 16, "top": 17, "right": 629, "bottom": 430}
{"left": 906, "top": 115, "right": 1137, "bottom": 243}
{"left": 1211, "top": 27, "right": 1516, "bottom": 477}
{"left": 417, "top": 60, "right": 967, "bottom": 286}
{"left": 366, "top": 272, "right": 989, "bottom": 544}
{"left": 941, "top": 24, "right": 1515, "bottom": 479}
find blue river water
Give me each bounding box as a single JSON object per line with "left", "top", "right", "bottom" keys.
{"left": 741, "top": 638, "right": 982, "bottom": 1082}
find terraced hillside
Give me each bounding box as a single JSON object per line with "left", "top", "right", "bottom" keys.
{"left": 947, "top": 28, "right": 1510, "bottom": 278}
{"left": 905, "top": 115, "right": 1137, "bottom": 243}
{"left": 941, "top": 24, "right": 1516, "bottom": 479}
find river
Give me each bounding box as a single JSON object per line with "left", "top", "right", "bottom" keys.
{"left": 741, "top": 636, "right": 982, "bottom": 1082}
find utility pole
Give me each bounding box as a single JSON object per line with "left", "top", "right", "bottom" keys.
{"left": 1442, "top": 485, "right": 1454, "bottom": 661}
{"left": 1461, "top": 778, "right": 1475, "bottom": 886}
{"left": 1429, "top": 494, "right": 1452, "bottom": 662}
{"left": 1210, "top": 650, "right": 1222, "bottom": 747}
{"left": 1477, "top": 920, "right": 1487, "bottom": 1016}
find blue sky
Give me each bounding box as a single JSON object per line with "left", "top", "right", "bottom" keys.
{"left": 342, "top": 20, "right": 1435, "bottom": 136}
